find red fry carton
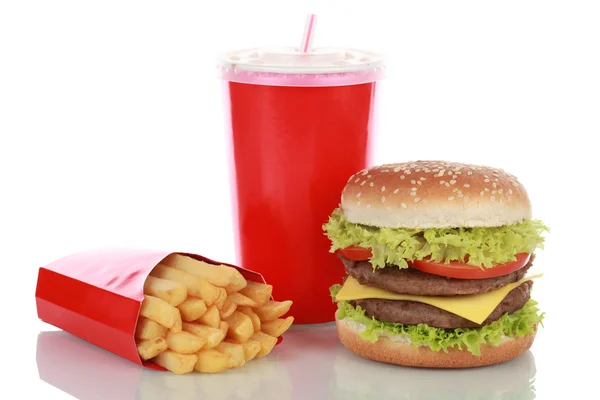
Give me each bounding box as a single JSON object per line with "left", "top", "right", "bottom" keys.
{"left": 35, "top": 248, "right": 276, "bottom": 370}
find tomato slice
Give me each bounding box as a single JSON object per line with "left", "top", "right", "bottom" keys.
{"left": 337, "top": 246, "right": 373, "bottom": 261}
{"left": 408, "top": 253, "right": 531, "bottom": 280}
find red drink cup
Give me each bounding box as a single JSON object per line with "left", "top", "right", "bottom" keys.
{"left": 219, "top": 47, "right": 384, "bottom": 324}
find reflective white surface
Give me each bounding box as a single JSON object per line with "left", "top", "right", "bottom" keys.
{"left": 34, "top": 324, "right": 539, "bottom": 400}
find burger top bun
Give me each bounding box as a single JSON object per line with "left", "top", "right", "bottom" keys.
{"left": 341, "top": 160, "right": 532, "bottom": 229}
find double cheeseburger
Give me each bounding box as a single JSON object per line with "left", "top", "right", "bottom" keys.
{"left": 324, "top": 161, "right": 548, "bottom": 368}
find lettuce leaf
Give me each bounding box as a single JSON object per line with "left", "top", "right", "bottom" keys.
{"left": 323, "top": 208, "right": 548, "bottom": 269}
{"left": 330, "top": 284, "right": 544, "bottom": 356}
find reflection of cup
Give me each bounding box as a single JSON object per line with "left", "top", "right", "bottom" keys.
{"left": 36, "top": 330, "right": 294, "bottom": 400}
{"left": 219, "top": 47, "right": 384, "bottom": 324}
{"left": 332, "top": 344, "right": 537, "bottom": 400}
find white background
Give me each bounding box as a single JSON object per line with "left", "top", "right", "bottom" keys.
{"left": 1, "top": 1, "right": 599, "bottom": 399}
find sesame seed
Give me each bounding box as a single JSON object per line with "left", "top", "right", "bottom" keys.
{"left": 355, "top": 178, "right": 360, "bottom": 183}
{"left": 382, "top": 169, "right": 389, "bottom": 172}
{"left": 369, "top": 182, "right": 374, "bottom": 187}
{"left": 394, "top": 167, "right": 401, "bottom": 172}
{"left": 452, "top": 175, "right": 457, "bottom": 179}
{"left": 494, "top": 178, "right": 499, "bottom": 182}
{"left": 448, "top": 196, "right": 455, "bottom": 201}
{"left": 445, "top": 182, "right": 450, "bottom": 187}
{"left": 405, "top": 170, "right": 412, "bottom": 175}
{"left": 440, "top": 180, "right": 445, "bottom": 184}
{"left": 417, "top": 181, "right": 422, "bottom": 186}
{"left": 498, "top": 189, "right": 503, "bottom": 194}
{"left": 447, "top": 171, "right": 453, "bottom": 176}
{"left": 432, "top": 168, "right": 439, "bottom": 172}
{"left": 450, "top": 180, "right": 456, "bottom": 185}
{"left": 484, "top": 175, "right": 489, "bottom": 179}
{"left": 456, "top": 171, "right": 462, "bottom": 175}
{"left": 410, "top": 192, "right": 416, "bottom": 196}
{"left": 467, "top": 171, "right": 473, "bottom": 175}
{"left": 414, "top": 198, "right": 421, "bottom": 203}
{"left": 361, "top": 181, "right": 366, "bottom": 186}
{"left": 508, "top": 189, "right": 513, "bottom": 194}
{"left": 437, "top": 169, "right": 446, "bottom": 177}
{"left": 464, "top": 184, "right": 470, "bottom": 188}
{"left": 513, "top": 182, "right": 518, "bottom": 187}
{"left": 356, "top": 192, "right": 361, "bottom": 198}
{"left": 420, "top": 177, "right": 426, "bottom": 181}
{"left": 492, "top": 182, "right": 497, "bottom": 188}
{"left": 367, "top": 175, "right": 372, "bottom": 178}
{"left": 362, "top": 170, "right": 369, "bottom": 176}
{"left": 416, "top": 169, "right": 421, "bottom": 172}
{"left": 381, "top": 186, "right": 386, "bottom": 192}
{"left": 401, "top": 203, "right": 407, "bottom": 208}
{"left": 480, "top": 191, "right": 485, "bottom": 196}
{"left": 484, "top": 179, "right": 490, "bottom": 183}
{"left": 485, "top": 188, "right": 490, "bottom": 192}
{"left": 452, "top": 188, "right": 459, "bottom": 193}
{"left": 411, "top": 187, "right": 417, "bottom": 191}
{"left": 400, "top": 175, "right": 406, "bottom": 180}
{"left": 411, "top": 180, "right": 416, "bottom": 184}
{"left": 381, "top": 196, "right": 386, "bottom": 203}
{"left": 492, "top": 190, "right": 497, "bottom": 194}
{"left": 394, "top": 188, "right": 399, "bottom": 194}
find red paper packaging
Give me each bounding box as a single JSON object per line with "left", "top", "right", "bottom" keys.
{"left": 35, "top": 248, "right": 280, "bottom": 370}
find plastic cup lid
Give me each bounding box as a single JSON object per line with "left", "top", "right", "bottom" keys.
{"left": 217, "top": 46, "right": 385, "bottom": 87}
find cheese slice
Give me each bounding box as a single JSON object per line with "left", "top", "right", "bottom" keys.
{"left": 335, "top": 273, "right": 543, "bottom": 325}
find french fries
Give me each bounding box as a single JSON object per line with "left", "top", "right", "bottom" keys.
{"left": 195, "top": 349, "right": 231, "bottom": 373}
{"left": 137, "top": 337, "right": 168, "bottom": 360}
{"left": 135, "top": 257, "right": 293, "bottom": 374}
{"left": 154, "top": 351, "right": 197, "bottom": 375}
{"left": 198, "top": 305, "right": 220, "bottom": 328}
{"left": 135, "top": 317, "right": 167, "bottom": 340}
{"left": 177, "top": 298, "right": 207, "bottom": 321}
{"left": 166, "top": 331, "right": 206, "bottom": 354}
{"left": 237, "top": 306, "right": 261, "bottom": 332}
{"left": 219, "top": 299, "right": 237, "bottom": 319}
{"left": 215, "top": 341, "right": 245, "bottom": 368}
{"left": 261, "top": 316, "right": 295, "bottom": 338}
{"left": 254, "top": 300, "right": 293, "bottom": 322}
{"left": 140, "top": 295, "right": 182, "bottom": 332}
{"left": 239, "top": 281, "right": 273, "bottom": 306}
{"left": 223, "top": 311, "right": 254, "bottom": 344}
{"left": 143, "top": 276, "right": 187, "bottom": 306}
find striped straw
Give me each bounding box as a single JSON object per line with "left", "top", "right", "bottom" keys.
{"left": 300, "top": 13, "right": 318, "bottom": 54}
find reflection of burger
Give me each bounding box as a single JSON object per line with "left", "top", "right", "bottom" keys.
{"left": 324, "top": 161, "right": 548, "bottom": 368}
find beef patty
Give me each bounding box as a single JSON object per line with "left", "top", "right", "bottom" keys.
{"left": 352, "top": 281, "right": 532, "bottom": 329}
{"left": 340, "top": 253, "right": 534, "bottom": 296}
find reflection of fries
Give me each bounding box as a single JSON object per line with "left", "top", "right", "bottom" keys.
{"left": 135, "top": 258, "right": 294, "bottom": 374}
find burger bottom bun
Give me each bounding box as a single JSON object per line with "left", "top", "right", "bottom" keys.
{"left": 336, "top": 318, "right": 536, "bottom": 369}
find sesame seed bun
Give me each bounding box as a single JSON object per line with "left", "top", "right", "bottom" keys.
{"left": 336, "top": 318, "right": 536, "bottom": 368}
{"left": 341, "top": 160, "right": 532, "bottom": 229}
